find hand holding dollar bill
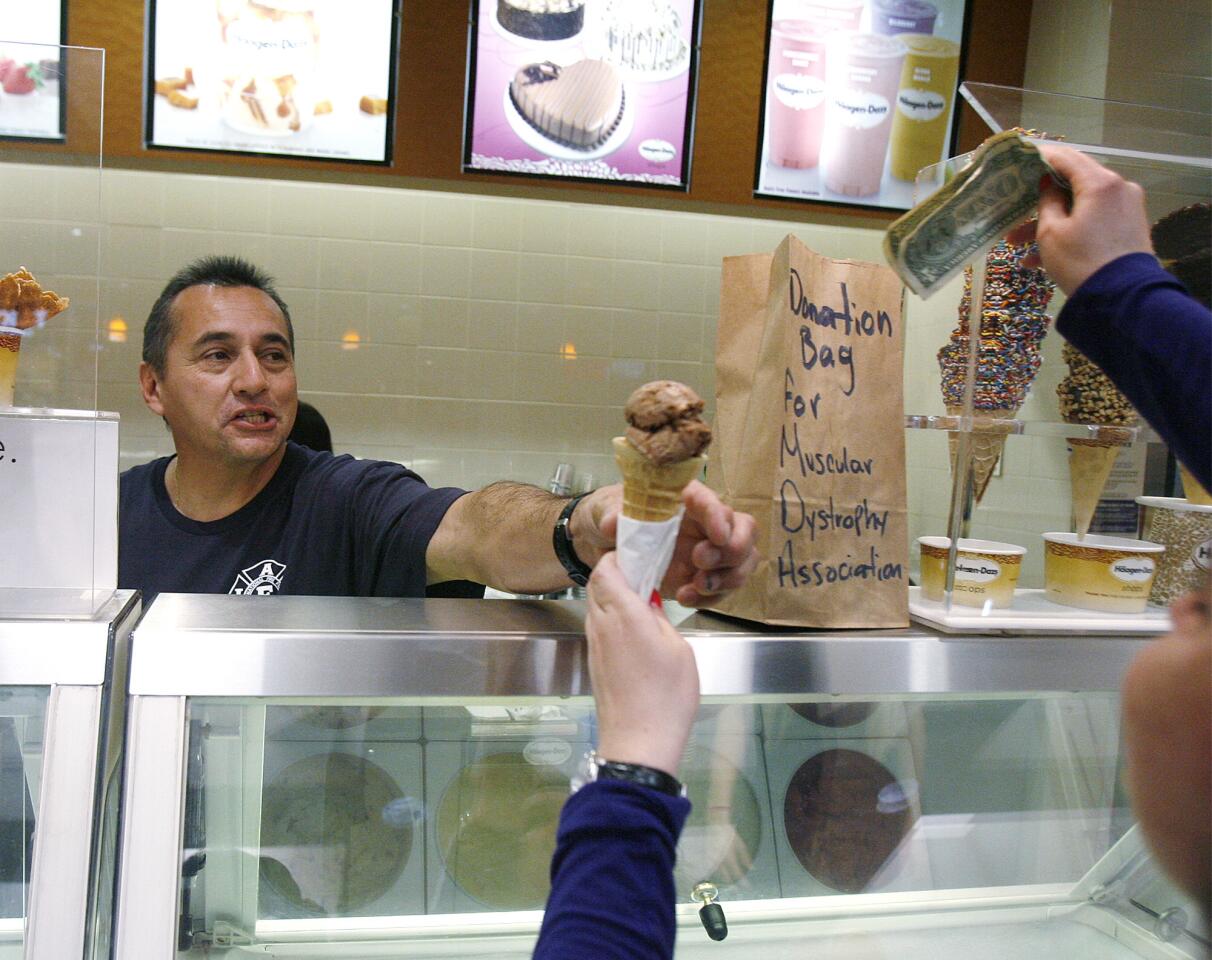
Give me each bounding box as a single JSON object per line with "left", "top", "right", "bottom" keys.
{"left": 884, "top": 131, "right": 1071, "bottom": 299}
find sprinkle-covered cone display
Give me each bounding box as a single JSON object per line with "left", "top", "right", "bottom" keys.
{"left": 937, "top": 238, "right": 1053, "bottom": 506}
{"left": 1057, "top": 344, "right": 1138, "bottom": 538}
{"left": 613, "top": 437, "right": 705, "bottom": 522}
{"left": 1068, "top": 438, "right": 1125, "bottom": 538}
{"left": 946, "top": 406, "right": 1016, "bottom": 502}
{"left": 0, "top": 266, "right": 71, "bottom": 409}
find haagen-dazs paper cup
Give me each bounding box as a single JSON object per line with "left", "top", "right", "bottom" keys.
{"left": 1136, "top": 497, "right": 1212, "bottom": 606}
{"left": 1043, "top": 533, "right": 1164, "bottom": 613}
{"left": 918, "top": 537, "right": 1025, "bottom": 608}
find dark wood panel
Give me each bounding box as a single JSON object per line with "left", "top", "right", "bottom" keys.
{"left": 62, "top": 0, "right": 1033, "bottom": 214}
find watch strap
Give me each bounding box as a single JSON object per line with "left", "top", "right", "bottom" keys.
{"left": 552, "top": 493, "right": 592, "bottom": 587}
{"left": 596, "top": 757, "right": 685, "bottom": 798}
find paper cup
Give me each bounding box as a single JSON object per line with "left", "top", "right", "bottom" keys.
{"left": 1135, "top": 497, "right": 1212, "bottom": 606}
{"left": 918, "top": 537, "right": 1025, "bottom": 608}
{"left": 1042, "top": 533, "right": 1164, "bottom": 613}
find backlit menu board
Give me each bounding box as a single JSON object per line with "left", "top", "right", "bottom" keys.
{"left": 147, "top": 0, "right": 398, "bottom": 163}
{"left": 755, "top": 0, "right": 970, "bottom": 210}
{"left": 465, "top": 0, "right": 701, "bottom": 188}
{"left": 0, "top": 0, "right": 67, "bottom": 141}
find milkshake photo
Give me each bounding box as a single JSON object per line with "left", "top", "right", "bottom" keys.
{"left": 755, "top": 0, "right": 970, "bottom": 210}
{"left": 820, "top": 31, "right": 906, "bottom": 197}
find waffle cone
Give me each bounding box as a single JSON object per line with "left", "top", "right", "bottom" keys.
{"left": 1068, "top": 438, "right": 1122, "bottom": 538}
{"left": 0, "top": 331, "right": 20, "bottom": 408}
{"left": 946, "top": 406, "right": 1015, "bottom": 504}
{"left": 613, "top": 437, "right": 705, "bottom": 521}
{"left": 1178, "top": 463, "right": 1212, "bottom": 506}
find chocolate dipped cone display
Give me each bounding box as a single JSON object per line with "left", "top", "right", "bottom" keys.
{"left": 938, "top": 238, "right": 1053, "bottom": 503}
{"left": 1057, "top": 343, "right": 1138, "bottom": 538}
{"left": 0, "top": 267, "right": 70, "bottom": 408}
{"left": 614, "top": 380, "right": 712, "bottom": 522}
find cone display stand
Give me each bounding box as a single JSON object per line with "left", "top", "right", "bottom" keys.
{"left": 902, "top": 83, "right": 1209, "bottom": 628}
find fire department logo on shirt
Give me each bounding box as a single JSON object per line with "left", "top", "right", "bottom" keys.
{"left": 230, "top": 559, "right": 287, "bottom": 596}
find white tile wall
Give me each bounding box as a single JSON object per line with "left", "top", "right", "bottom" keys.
{"left": 2, "top": 163, "right": 1102, "bottom": 587}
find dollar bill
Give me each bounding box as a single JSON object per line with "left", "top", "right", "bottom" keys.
{"left": 884, "top": 131, "right": 1069, "bottom": 299}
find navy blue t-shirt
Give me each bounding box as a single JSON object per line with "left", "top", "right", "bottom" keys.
{"left": 119, "top": 442, "right": 469, "bottom": 599}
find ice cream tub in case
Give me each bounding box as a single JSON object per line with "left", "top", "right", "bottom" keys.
{"left": 1042, "top": 533, "right": 1164, "bottom": 614}
{"left": 1135, "top": 496, "right": 1212, "bottom": 606}
{"left": 918, "top": 537, "right": 1025, "bottom": 608}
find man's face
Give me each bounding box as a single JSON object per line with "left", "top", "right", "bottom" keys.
{"left": 140, "top": 284, "right": 298, "bottom": 469}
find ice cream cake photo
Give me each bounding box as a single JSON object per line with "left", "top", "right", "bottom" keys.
{"left": 495, "top": 0, "right": 586, "bottom": 42}
{"left": 504, "top": 58, "right": 631, "bottom": 159}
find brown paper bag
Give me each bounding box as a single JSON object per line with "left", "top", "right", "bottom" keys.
{"left": 706, "top": 235, "right": 908, "bottom": 628}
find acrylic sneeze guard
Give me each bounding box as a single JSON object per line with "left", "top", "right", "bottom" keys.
{"left": 0, "top": 43, "right": 115, "bottom": 620}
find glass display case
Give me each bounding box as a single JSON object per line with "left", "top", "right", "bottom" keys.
{"left": 902, "top": 83, "right": 1211, "bottom": 632}
{"left": 0, "top": 44, "right": 116, "bottom": 621}
{"left": 0, "top": 589, "right": 138, "bottom": 960}
{"left": 112, "top": 595, "right": 1206, "bottom": 958}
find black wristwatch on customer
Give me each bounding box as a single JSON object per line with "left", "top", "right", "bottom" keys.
{"left": 552, "top": 493, "right": 592, "bottom": 586}
{"left": 571, "top": 750, "right": 686, "bottom": 798}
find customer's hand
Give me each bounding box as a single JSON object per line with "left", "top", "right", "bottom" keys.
{"left": 586, "top": 553, "right": 700, "bottom": 777}
{"left": 574, "top": 481, "right": 759, "bottom": 607}
{"left": 1003, "top": 144, "right": 1153, "bottom": 294}
{"left": 1006, "top": 144, "right": 1154, "bottom": 296}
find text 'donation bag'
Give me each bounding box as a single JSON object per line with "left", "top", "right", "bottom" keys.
{"left": 706, "top": 235, "right": 909, "bottom": 628}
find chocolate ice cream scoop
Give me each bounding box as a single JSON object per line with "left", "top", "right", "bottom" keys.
{"left": 624, "top": 380, "right": 712, "bottom": 465}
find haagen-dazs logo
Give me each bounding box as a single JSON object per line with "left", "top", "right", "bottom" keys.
{"left": 896, "top": 87, "right": 947, "bottom": 122}
{"left": 955, "top": 558, "right": 1001, "bottom": 583}
{"left": 1194, "top": 539, "right": 1212, "bottom": 572}
{"left": 774, "top": 72, "right": 827, "bottom": 110}
{"left": 230, "top": 559, "right": 287, "bottom": 595}
{"left": 1110, "top": 557, "right": 1155, "bottom": 583}
{"left": 830, "top": 90, "right": 891, "bottom": 130}
{"left": 638, "top": 139, "right": 677, "bottom": 164}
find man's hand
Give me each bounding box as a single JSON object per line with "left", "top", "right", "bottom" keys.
{"left": 572, "top": 480, "right": 758, "bottom": 606}
{"left": 1006, "top": 144, "right": 1154, "bottom": 296}
{"left": 587, "top": 553, "right": 699, "bottom": 777}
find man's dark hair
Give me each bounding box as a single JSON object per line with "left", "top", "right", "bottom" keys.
{"left": 143, "top": 256, "right": 295, "bottom": 374}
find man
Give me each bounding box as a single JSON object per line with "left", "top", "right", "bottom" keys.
{"left": 119, "top": 256, "right": 757, "bottom": 602}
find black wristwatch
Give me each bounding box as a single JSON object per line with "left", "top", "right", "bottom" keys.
{"left": 572, "top": 750, "right": 686, "bottom": 798}
{"left": 552, "top": 493, "right": 592, "bottom": 586}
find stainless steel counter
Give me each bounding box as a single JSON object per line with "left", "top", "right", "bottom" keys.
{"left": 128, "top": 594, "right": 1151, "bottom": 698}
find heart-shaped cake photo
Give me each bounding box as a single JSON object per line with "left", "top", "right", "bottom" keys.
{"left": 509, "top": 60, "right": 625, "bottom": 151}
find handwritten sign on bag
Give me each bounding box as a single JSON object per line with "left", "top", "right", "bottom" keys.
{"left": 706, "top": 235, "right": 908, "bottom": 628}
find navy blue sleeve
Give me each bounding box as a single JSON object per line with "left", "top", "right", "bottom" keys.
{"left": 1056, "top": 253, "right": 1212, "bottom": 491}
{"left": 533, "top": 780, "right": 691, "bottom": 960}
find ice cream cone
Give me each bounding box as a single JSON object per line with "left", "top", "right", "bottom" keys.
{"left": 0, "top": 268, "right": 69, "bottom": 409}
{"left": 1068, "top": 437, "right": 1124, "bottom": 538}
{"left": 0, "top": 331, "right": 20, "bottom": 408}
{"left": 613, "top": 436, "right": 705, "bottom": 522}
{"left": 946, "top": 406, "right": 1015, "bottom": 504}
{"left": 1178, "top": 463, "right": 1212, "bottom": 506}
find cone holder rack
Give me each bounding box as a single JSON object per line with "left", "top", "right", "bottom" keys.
{"left": 906, "top": 254, "right": 1153, "bottom": 617}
